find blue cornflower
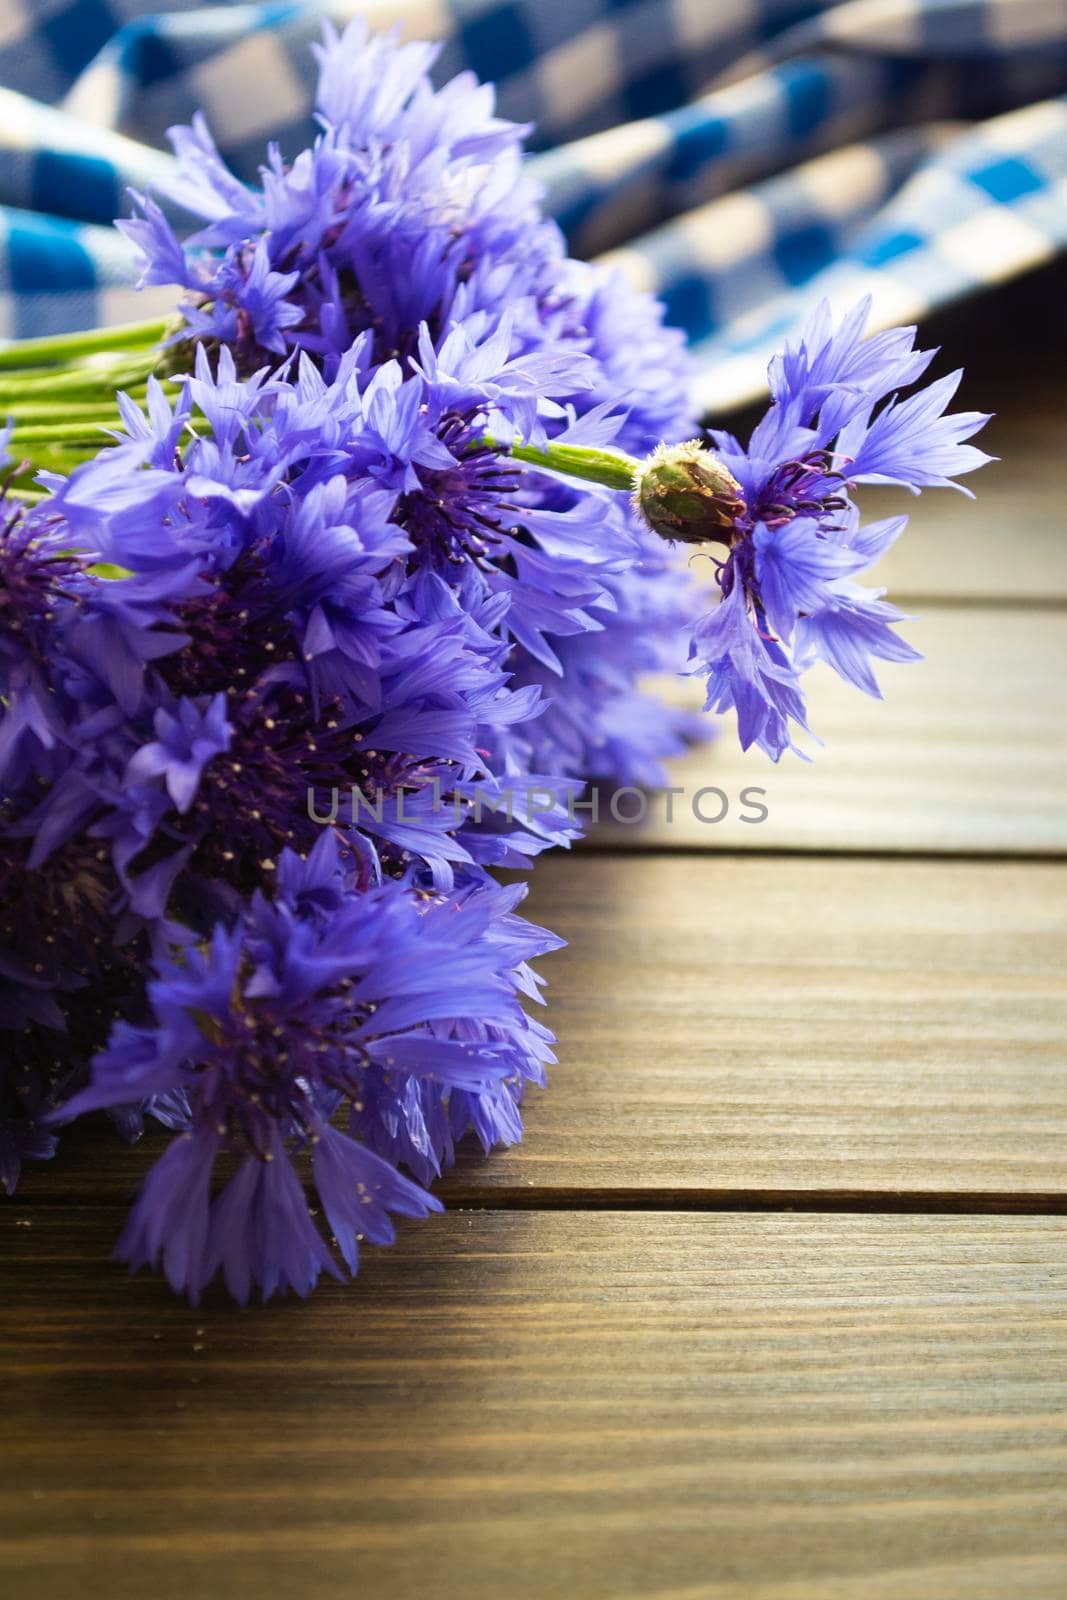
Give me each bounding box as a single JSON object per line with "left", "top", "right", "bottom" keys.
{"left": 631, "top": 298, "right": 991, "bottom": 758}
{"left": 58, "top": 835, "right": 559, "bottom": 1301}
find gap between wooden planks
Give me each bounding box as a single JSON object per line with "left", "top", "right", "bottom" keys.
{"left": 2, "top": 1210, "right": 1065, "bottom": 1600}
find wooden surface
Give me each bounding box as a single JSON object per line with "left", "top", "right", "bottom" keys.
{"left": 589, "top": 608, "right": 1067, "bottom": 854}
{"left": 4, "top": 272, "right": 1067, "bottom": 1598}
{"left": 4, "top": 1213, "right": 1066, "bottom": 1600}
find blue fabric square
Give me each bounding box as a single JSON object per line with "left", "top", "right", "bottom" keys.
{"left": 969, "top": 156, "right": 1046, "bottom": 205}
{"left": 663, "top": 274, "right": 715, "bottom": 341}
{"left": 118, "top": 19, "right": 184, "bottom": 91}
{"left": 7, "top": 221, "right": 95, "bottom": 294}
{"left": 668, "top": 115, "right": 730, "bottom": 186}
{"left": 861, "top": 230, "right": 925, "bottom": 268}
{"left": 31, "top": 150, "right": 118, "bottom": 228}
{"left": 621, "top": 61, "right": 691, "bottom": 125}
{"left": 774, "top": 222, "right": 835, "bottom": 286}
{"left": 782, "top": 61, "right": 832, "bottom": 140}
{"left": 41, "top": 0, "right": 117, "bottom": 77}
{"left": 456, "top": 2, "right": 535, "bottom": 85}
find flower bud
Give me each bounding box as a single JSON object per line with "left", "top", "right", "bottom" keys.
{"left": 632, "top": 440, "right": 746, "bottom": 546}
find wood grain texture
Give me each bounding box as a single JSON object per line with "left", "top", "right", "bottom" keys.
{"left": 21, "top": 855, "right": 1067, "bottom": 1204}
{"left": 588, "top": 608, "right": 1067, "bottom": 854}
{"left": 2, "top": 1210, "right": 1065, "bottom": 1600}
{"left": 447, "top": 855, "right": 1067, "bottom": 1196}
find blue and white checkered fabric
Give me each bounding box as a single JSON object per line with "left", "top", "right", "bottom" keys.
{"left": 0, "top": 0, "right": 1064, "bottom": 409}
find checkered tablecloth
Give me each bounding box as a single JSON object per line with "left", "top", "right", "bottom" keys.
{"left": 1, "top": 0, "right": 1064, "bottom": 410}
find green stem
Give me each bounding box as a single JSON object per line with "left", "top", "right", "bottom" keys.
{"left": 0, "top": 400, "right": 126, "bottom": 423}
{"left": 0, "top": 319, "right": 191, "bottom": 487}
{"left": 10, "top": 442, "right": 99, "bottom": 471}
{"left": 0, "top": 316, "right": 174, "bottom": 371}
{"left": 0, "top": 362, "right": 164, "bottom": 401}
{"left": 10, "top": 422, "right": 118, "bottom": 443}
{"left": 504, "top": 438, "right": 639, "bottom": 492}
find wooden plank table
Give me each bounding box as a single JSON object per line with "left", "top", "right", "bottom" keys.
{"left": 4, "top": 271, "right": 1066, "bottom": 1600}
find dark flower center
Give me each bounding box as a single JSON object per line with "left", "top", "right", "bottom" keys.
{"left": 0, "top": 506, "right": 86, "bottom": 667}
{"left": 395, "top": 418, "right": 522, "bottom": 568}
{"left": 752, "top": 450, "right": 850, "bottom": 531}
{"left": 190, "top": 970, "right": 373, "bottom": 1157}
{"left": 158, "top": 548, "right": 292, "bottom": 698}
{"left": 0, "top": 829, "right": 123, "bottom": 991}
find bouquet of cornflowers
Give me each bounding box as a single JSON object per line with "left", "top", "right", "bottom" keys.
{"left": 0, "top": 22, "right": 990, "bottom": 1301}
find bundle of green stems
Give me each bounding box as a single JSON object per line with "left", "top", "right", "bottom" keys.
{"left": 0, "top": 317, "right": 183, "bottom": 497}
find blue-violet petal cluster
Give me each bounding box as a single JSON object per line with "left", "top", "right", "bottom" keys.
{"left": 632, "top": 300, "right": 991, "bottom": 759}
